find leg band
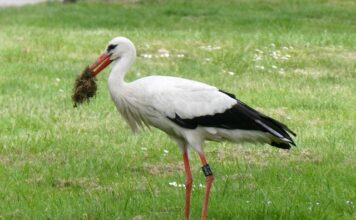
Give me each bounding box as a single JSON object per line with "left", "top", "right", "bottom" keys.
{"left": 202, "top": 164, "right": 213, "bottom": 177}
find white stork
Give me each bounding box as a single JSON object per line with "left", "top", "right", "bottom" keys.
{"left": 86, "top": 37, "right": 296, "bottom": 220}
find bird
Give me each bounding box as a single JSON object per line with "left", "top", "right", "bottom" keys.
{"left": 84, "top": 37, "right": 296, "bottom": 220}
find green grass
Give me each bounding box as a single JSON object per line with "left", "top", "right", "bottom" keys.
{"left": 0, "top": 0, "right": 355, "bottom": 219}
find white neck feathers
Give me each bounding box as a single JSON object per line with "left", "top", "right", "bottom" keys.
{"left": 108, "top": 49, "right": 136, "bottom": 90}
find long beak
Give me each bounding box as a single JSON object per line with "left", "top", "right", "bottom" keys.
{"left": 88, "top": 53, "right": 112, "bottom": 77}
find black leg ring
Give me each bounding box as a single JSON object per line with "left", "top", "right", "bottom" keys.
{"left": 202, "top": 164, "right": 213, "bottom": 177}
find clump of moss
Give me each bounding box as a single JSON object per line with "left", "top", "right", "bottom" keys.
{"left": 72, "top": 67, "right": 97, "bottom": 107}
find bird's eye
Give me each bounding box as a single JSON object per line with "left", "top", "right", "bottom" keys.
{"left": 107, "top": 44, "right": 118, "bottom": 52}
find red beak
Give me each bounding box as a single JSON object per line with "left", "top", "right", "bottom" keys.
{"left": 88, "top": 53, "right": 112, "bottom": 77}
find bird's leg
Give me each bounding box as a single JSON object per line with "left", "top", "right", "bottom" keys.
{"left": 183, "top": 147, "right": 193, "bottom": 220}
{"left": 198, "top": 152, "right": 214, "bottom": 220}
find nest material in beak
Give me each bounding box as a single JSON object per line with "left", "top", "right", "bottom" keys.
{"left": 72, "top": 67, "right": 97, "bottom": 107}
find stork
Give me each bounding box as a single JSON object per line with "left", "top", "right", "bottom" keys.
{"left": 84, "top": 37, "right": 296, "bottom": 220}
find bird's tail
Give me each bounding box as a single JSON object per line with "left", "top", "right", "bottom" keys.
{"left": 236, "top": 100, "right": 296, "bottom": 150}
{"left": 256, "top": 114, "right": 296, "bottom": 149}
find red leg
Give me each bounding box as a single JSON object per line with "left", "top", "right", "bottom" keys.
{"left": 183, "top": 147, "right": 193, "bottom": 220}
{"left": 198, "top": 152, "right": 214, "bottom": 220}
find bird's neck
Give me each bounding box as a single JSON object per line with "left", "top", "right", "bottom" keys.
{"left": 108, "top": 52, "right": 135, "bottom": 89}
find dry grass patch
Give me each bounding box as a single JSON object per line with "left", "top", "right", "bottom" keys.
{"left": 294, "top": 68, "right": 327, "bottom": 78}
{"left": 279, "top": 148, "right": 323, "bottom": 163}
{"left": 212, "top": 147, "right": 271, "bottom": 167}
{"left": 338, "top": 51, "right": 356, "bottom": 62}
{"left": 52, "top": 177, "right": 100, "bottom": 190}
{"left": 25, "top": 174, "right": 44, "bottom": 185}
{"left": 307, "top": 47, "right": 356, "bottom": 64}
{"left": 51, "top": 177, "right": 118, "bottom": 193}
{"left": 143, "top": 162, "right": 184, "bottom": 176}
{"left": 0, "top": 209, "right": 21, "bottom": 219}
{"left": 0, "top": 155, "right": 11, "bottom": 165}
{"left": 0, "top": 151, "right": 67, "bottom": 168}
{"left": 224, "top": 172, "right": 253, "bottom": 181}
{"left": 213, "top": 146, "right": 322, "bottom": 165}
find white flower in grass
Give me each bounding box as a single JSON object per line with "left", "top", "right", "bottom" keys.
{"left": 55, "top": 78, "right": 61, "bottom": 82}
{"left": 278, "top": 68, "right": 285, "bottom": 75}
{"left": 205, "top": 58, "right": 212, "bottom": 62}
{"left": 346, "top": 200, "right": 353, "bottom": 205}
{"left": 200, "top": 45, "right": 221, "bottom": 51}
{"left": 178, "top": 183, "right": 185, "bottom": 188}
{"left": 253, "top": 54, "right": 262, "bottom": 62}
{"left": 200, "top": 45, "right": 210, "bottom": 50}
{"left": 272, "top": 65, "right": 277, "bottom": 69}
{"left": 163, "top": 149, "right": 169, "bottom": 154}
{"left": 255, "top": 49, "right": 263, "bottom": 54}
{"left": 169, "top": 181, "right": 185, "bottom": 188}
{"left": 160, "top": 53, "right": 170, "bottom": 58}
{"left": 271, "top": 50, "right": 282, "bottom": 60}
{"left": 199, "top": 183, "right": 204, "bottom": 188}
{"left": 256, "top": 65, "right": 265, "bottom": 70}
{"left": 316, "top": 201, "right": 320, "bottom": 205}
{"left": 177, "top": 54, "right": 185, "bottom": 58}
{"left": 280, "top": 56, "right": 288, "bottom": 61}
{"left": 141, "top": 53, "right": 152, "bottom": 59}
{"left": 158, "top": 48, "right": 169, "bottom": 54}
{"left": 169, "top": 181, "right": 177, "bottom": 187}
{"left": 228, "top": 71, "right": 235, "bottom": 76}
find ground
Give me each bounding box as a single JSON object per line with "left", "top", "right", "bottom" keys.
{"left": 0, "top": 0, "right": 355, "bottom": 219}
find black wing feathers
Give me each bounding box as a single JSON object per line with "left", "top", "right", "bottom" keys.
{"left": 271, "top": 141, "right": 292, "bottom": 149}
{"left": 219, "top": 90, "right": 295, "bottom": 137}
{"left": 170, "top": 106, "right": 261, "bottom": 130}
{"left": 168, "top": 90, "right": 296, "bottom": 148}
{"left": 237, "top": 100, "right": 296, "bottom": 146}
{"left": 219, "top": 89, "right": 236, "bottom": 99}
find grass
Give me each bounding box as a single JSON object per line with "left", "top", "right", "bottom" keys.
{"left": 0, "top": 0, "right": 355, "bottom": 219}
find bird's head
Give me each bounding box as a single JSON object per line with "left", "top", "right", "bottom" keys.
{"left": 88, "top": 36, "right": 136, "bottom": 77}
{"left": 72, "top": 37, "right": 136, "bottom": 107}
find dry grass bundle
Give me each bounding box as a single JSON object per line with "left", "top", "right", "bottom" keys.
{"left": 72, "top": 67, "right": 97, "bottom": 107}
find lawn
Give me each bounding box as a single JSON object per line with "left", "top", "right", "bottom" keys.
{"left": 0, "top": 0, "right": 355, "bottom": 219}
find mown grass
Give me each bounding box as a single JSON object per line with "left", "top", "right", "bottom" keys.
{"left": 0, "top": 0, "right": 355, "bottom": 219}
